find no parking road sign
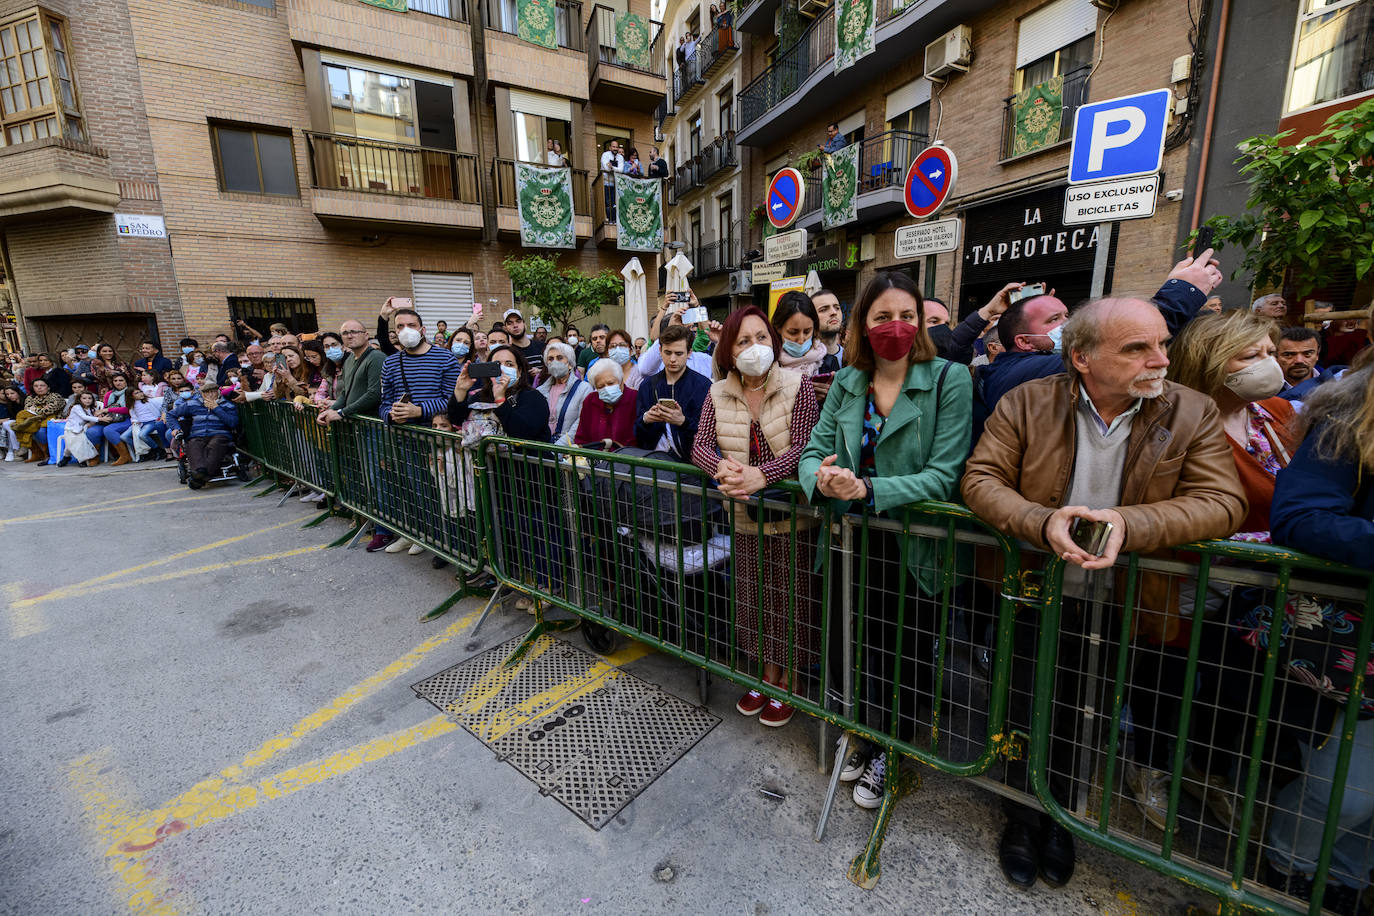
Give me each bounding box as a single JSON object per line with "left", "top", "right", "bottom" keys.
{"left": 1068, "top": 89, "right": 1171, "bottom": 184}
{"left": 903, "top": 145, "right": 958, "bottom": 219}
{"left": 766, "top": 168, "right": 805, "bottom": 229}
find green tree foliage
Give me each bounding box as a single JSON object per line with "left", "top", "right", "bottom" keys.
{"left": 503, "top": 254, "right": 623, "bottom": 334}
{"left": 1202, "top": 97, "right": 1374, "bottom": 298}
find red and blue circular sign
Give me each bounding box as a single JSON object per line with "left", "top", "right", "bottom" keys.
{"left": 766, "top": 168, "right": 805, "bottom": 229}
{"left": 903, "top": 146, "right": 959, "bottom": 219}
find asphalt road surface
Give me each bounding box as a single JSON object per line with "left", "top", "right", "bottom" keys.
{"left": 0, "top": 459, "right": 1201, "bottom": 915}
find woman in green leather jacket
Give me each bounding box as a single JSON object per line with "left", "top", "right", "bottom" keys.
{"left": 798, "top": 270, "right": 972, "bottom": 810}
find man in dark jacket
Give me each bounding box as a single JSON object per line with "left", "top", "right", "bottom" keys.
{"left": 173, "top": 381, "right": 240, "bottom": 487}
{"left": 973, "top": 249, "right": 1222, "bottom": 440}
{"left": 633, "top": 324, "right": 709, "bottom": 457}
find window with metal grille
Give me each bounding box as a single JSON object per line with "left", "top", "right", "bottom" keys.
{"left": 227, "top": 297, "right": 317, "bottom": 341}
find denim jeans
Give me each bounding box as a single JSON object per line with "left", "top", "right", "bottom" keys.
{"left": 123, "top": 421, "right": 167, "bottom": 455}
{"left": 1267, "top": 715, "right": 1374, "bottom": 890}
{"left": 87, "top": 420, "right": 131, "bottom": 456}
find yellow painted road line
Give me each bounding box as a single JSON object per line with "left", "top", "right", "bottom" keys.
{"left": 21, "top": 516, "right": 310, "bottom": 607}
{"left": 0, "top": 493, "right": 225, "bottom": 527}
{"left": 104, "top": 715, "right": 459, "bottom": 858}
{"left": 68, "top": 749, "right": 186, "bottom": 916}
{"left": 230, "top": 605, "right": 485, "bottom": 773}
{"left": 13, "top": 546, "right": 325, "bottom": 608}
{"left": 3, "top": 581, "right": 45, "bottom": 640}
{"left": 0, "top": 486, "right": 187, "bottom": 525}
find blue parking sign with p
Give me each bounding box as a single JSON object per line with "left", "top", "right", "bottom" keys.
{"left": 1068, "top": 89, "right": 1171, "bottom": 184}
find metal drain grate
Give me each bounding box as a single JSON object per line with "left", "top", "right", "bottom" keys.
{"left": 412, "top": 635, "right": 719, "bottom": 829}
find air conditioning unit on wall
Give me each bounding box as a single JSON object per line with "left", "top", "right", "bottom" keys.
{"left": 924, "top": 25, "right": 972, "bottom": 80}
{"left": 728, "top": 270, "right": 751, "bottom": 294}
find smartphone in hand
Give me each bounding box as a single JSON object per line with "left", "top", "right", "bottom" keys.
{"left": 1069, "top": 517, "right": 1114, "bottom": 557}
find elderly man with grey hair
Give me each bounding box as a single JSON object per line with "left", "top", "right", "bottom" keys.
{"left": 573, "top": 357, "right": 637, "bottom": 448}
{"left": 1251, "top": 293, "right": 1288, "bottom": 319}
{"left": 962, "top": 296, "right": 1247, "bottom": 893}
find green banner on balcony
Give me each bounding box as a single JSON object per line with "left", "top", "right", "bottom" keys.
{"left": 517, "top": 162, "right": 575, "bottom": 248}
{"left": 518, "top": 0, "right": 558, "bottom": 49}
{"left": 822, "top": 143, "right": 858, "bottom": 229}
{"left": 356, "top": 0, "right": 408, "bottom": 10}
{"left": 1010, "top": 74, "right": 1063, "bottom": 157}
{"left": 834, "top": 0, "right": 874, "bottom": 73}
{"left": 615, "top": 13, "right": 652, "bottom": 70}
{"left": 616, "top": 175, "right": 663, "bottom": 252}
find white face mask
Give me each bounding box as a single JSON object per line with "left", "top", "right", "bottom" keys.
{"left": 547, "top": 359, "right": 571, "bottom": 379}
{"left": 735, "top": 343, "right": 774, "bottom": 378}
{"left": 1223, "top": 356, "right": 1285, "bottom": 402}
{"left": 597, "top": 385, "right": 622, "bottom": 405}
{"left": 396, "top": 327, "right": 423, "bottom": 349}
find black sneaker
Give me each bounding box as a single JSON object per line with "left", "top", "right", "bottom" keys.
{"left": 1262, "top": 860, "right": 1360, "bottom": 915}
{"left": 852, "top": 752, "right": 887, "bottom": 808}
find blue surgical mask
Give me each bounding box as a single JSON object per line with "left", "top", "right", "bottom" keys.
{"left": 597, "top": 385, "right": 622, "bottom": 405}
{"left": 181, "top": 346, "right": 194, "bottom": 355}
{"left": 451, "top": 343, "right": 470, "bottom": 358}
{"left": 499, "top": 366, "right": 520, "bottom": 386}
{"left": 326, "top": 346, "right": 345, "bottom": 363}
{"left": 1046, "top": 324, "right": 1064, "bottom": 355}
{"left": 608, "top": 345, "right": 631, "bottom": 365}
{"left": 179, "top": 390, "right": 195, "bottom": 400}
{"left": 782, "top": 338, "right": 813, "bottom": 358}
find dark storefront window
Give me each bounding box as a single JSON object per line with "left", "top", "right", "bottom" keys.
{"left": 227, "top": 297, "right": 318, "bottom": 341}
{"left": 958, "top": 184, "right": 1116, "bottom": 319}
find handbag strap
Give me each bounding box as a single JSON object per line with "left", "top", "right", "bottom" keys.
{"left": 554, "top": 376, "right": 583, "bottom": 437}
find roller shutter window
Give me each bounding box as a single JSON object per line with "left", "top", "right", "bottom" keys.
{"left": 1015, "top": 0, "right": 1098, "bottom": 69}
{"left": 509, "top": 88, "right": 574, "bottom": 121}
{"left": 884, "top": 77, "right": 931, "bottom": 122}
{"left": 410, "top": 271, "right": 475, "bottom": 332}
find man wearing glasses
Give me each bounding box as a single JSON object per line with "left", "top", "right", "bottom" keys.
{"left": 317, "top": 319, "right": 384, "bottom": 426}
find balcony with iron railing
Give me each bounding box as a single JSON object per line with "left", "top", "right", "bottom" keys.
{"left": 491, "top": 157, "right": 594, "bottom": 238}
{"left": 587, "top": 4, "right": 667, "bottom": 112}
{"left": 304, "top": 131, "right": 483, "bottom": 231}
{"left": 673, "top": 158, "right": 703, "bottom": 200}
{"left": 999, "top": 65, "right": 1091, "bottom": 162}
{"left": 670, "top": 20, "right": 738, "bottom": 106}
{"left": 698, "top": 132, "right": 738, "bottom": 184}
{"left": 482, "top": 0, "right": 583, "bottom": 48}
{"left": 794, "top": 129, "right": 927, "bottom": 229}
{"left": 737, "top": 0, "right": 996, "bottom": 147}
{"left": 693, "top": 234, "right": 739, "bottom": 276}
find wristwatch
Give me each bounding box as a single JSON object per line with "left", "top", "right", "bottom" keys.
{"left": 863, "top": 477, "right": 874, "bottom": 506}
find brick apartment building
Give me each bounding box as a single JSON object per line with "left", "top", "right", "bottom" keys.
{"left": 658, "top": 0, "right": 745, "bottom": 312}
{"left": 0, "top": 0, "right": 668, "bottom": 354}
{"left": 716, "top": 0, "right": 1211, "bottom": 317}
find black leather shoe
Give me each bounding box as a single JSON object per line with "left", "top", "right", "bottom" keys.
{"left": 1038, "top": 819, "right": 1076, "bottom": 888}
{"left": 998, "top": 821, "right": 1038, "bottom": 888}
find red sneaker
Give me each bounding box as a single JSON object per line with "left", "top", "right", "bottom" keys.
{"left": 759, "top": 699, "right": 794, "bottom": 728}
{"left": 365, "top": 534, "right": 397, "bottom": 553}
{"left": 735, "top": 689, "right": 767, "bottom": 716}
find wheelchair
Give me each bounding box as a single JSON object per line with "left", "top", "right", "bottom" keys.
{"left": 171, "top": 415, "right": 254, "bottom": 487}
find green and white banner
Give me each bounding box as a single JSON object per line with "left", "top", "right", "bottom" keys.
{"left": 822, "top": 143, "right": 858, "bottom": 229}
{"left": 615, "top": 12, "right": 652, "bottom": 70}
{"left": 518, "top": 0, "right": 558, "bottom": 49}
{"left": 616, "top": 175, "right": 663, "bottom": 252}
{"left": 357, "top": 0, "right": 407, "bottom": 10}
{"left": 517, "top": 162, "right": 575, "bottom": 249}
{"left": 1010, "top": 75, "right": 1063, "bottom": 157}
{"left": 834, "top": 0, "right": 874, "bottom": 73}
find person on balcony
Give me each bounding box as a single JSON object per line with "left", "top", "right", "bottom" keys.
{"left": 647, "top": 146, "right": 668, "bottom": 179}
{"left": 599, "top": 140, "right": 624, "bottom": 222}
{"left": 623, "top": 148, "right": 643, "bottom": 177}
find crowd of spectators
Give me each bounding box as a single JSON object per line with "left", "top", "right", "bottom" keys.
{"left": 3, "top": 254, "right": 1370, "bottom": 910}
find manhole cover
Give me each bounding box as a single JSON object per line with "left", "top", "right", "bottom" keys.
{"left": 412, "top": 635, "right": 718, "bottom": 829}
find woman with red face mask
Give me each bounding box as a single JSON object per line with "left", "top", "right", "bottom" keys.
{"left": 798, "top": 270, "right": 973, "bottom": 811}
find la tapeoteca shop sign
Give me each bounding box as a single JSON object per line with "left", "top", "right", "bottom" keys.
{"left": 965, "top": 222, "right": 1103, "bottom": 268}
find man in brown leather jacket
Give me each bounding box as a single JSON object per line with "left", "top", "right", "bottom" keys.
{"left": 962, "top": 297, "right": 1247, "bottom": 892}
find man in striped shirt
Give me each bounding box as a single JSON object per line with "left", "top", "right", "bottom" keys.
{"left": 367, "top": 307, "right": 461, "bottom": 553}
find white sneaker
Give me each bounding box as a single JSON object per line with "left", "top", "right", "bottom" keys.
{"left": 384, "top": 537, "right": 413, "bottom": 554}
{"left": 3, "top": 450, "right": 13, "bottom": 462}
{"left": 1124, "top": 762, "right": 1171, "bottom": 831}
{"left": 299, "top": 491, "right": 323, "bottom": 502}
{"left": 407, "top": 542, "right": 425, "bottom": 556}
{"left": 837, "top": 739, "right": 867, "bottom": 782}
{"left": 853, "top": 753, "right": 887, "bottom": 809}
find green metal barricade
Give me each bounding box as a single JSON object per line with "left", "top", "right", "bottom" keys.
{"left": 232, "top": 415, "right": 1372, "bottom": 914}
{"left": 1028, "top": 543, "right": 1374, "bottom": 916}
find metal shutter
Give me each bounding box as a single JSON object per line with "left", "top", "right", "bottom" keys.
{"left": 509, "top": 89, "right": 574, "bottom": 121}
{"left": 410, "top": 271, "right": 475, "bottom": 331}
{"left": 1015, "top": 0, "right": 1098, "bottom": 69}
{"left": 885, "top": 77, "right": 931, "bottom": 122}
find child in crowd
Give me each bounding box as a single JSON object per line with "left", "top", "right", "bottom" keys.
{"left": 59, "top": 391, "right": 101, "bottom": 467}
